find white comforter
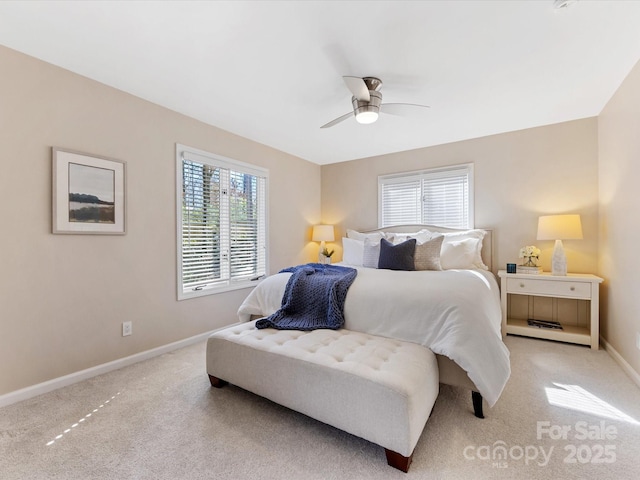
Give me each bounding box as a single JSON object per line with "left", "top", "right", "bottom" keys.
{"left": 238, "top": 265, "right": 510, "bottom": 407}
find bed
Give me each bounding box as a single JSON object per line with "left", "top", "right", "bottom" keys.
{"left": 237, "top": 225, "right": 510, "bottom": 414}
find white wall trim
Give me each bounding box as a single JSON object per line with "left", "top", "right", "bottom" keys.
{"left": 601, "top": 335, "right": 640, "bottom": 389}
{"left": 0, "top": 324, "right": 240, "bottom": 409}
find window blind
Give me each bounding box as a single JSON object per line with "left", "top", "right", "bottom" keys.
{"left": 378, "top": 164, "right": 473, "bottom": 229}
{"left": 380, "top": 179, "right": 421, "bottom": 226}
{"left": 178, "top": 145, "right": 268, "bottom": 298}
{"left": 182, "top": 161, "right": 222, "bottom": 289}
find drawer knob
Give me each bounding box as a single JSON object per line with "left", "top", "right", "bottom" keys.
{"left": 520, "top": 283, "right": 525, "bottom": 288}
{"left": 570, "top": 286, "right": 575, "bottom": 291}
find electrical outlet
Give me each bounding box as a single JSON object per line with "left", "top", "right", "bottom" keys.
{"left": 122, "top": 321, "right": 132, "bottom": 337}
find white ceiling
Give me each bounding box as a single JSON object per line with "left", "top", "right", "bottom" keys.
{"left": 1, "top": 1, "right": 639, "bottom": 165}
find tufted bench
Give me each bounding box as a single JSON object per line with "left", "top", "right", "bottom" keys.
{"left": 206, "top": 321, "right": 439, "bottom": 472}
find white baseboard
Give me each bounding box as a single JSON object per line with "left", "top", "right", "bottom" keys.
{"left": 0, "top": 325, "right": 239, "bottom": 409}
{"left": 600, "top": 335, "right": 640, "bottom": 389}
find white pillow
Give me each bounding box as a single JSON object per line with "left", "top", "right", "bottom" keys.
{"left": 346, "top": 229, "right": 385, "bottom": 242}
{"left": 440, "top": 229, "right": 488, "bottom": 270}
{"left": 341, "top": 237, "right": 364, "bottom": 266}
{"left": 390, "top": 229, "right": 435, "bottom": 245}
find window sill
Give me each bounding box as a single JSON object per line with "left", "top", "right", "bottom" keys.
{"left": 178, "top": 280, "right": 257, "bottom": 300}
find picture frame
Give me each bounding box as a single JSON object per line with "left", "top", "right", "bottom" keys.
{"left": 52, "top": 148, "right": 126, "bottom": 234}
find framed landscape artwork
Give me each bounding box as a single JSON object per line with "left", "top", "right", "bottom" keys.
{"left": 52, "top": 148, "right": 126, "bottom": 234}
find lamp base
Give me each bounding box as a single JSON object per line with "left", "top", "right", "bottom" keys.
{"left": 318, "top": 255, "right": 331, "bottom": 265}
{"left": 551, "top": 239, "right": 567, "bottom": 276}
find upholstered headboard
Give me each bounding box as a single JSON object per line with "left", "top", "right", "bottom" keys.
{"left": 361, "top": 224, "right": 494, "bottom": 272}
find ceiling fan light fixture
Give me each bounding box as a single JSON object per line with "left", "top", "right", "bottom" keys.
{"left": 355, "top": 111, "right": 379, "bottom": 124}
{"left": 352, "top": 90, "right": 382, "bottom": 125}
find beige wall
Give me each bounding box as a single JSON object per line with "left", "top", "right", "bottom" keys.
{"left": 321, "top": 118, "right": 600, "bottom": 275}
{"left": 0, "top": 46, "right": 321, "bottom": 396}
{"left": 598, "top": 59, "right": 640, "bottom": 375}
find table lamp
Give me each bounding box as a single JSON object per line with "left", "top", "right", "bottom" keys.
{"left": 537, "top": 214, "right": 583, "bottom": 276}
{"left": 312, "top": 225, "right": 335, "bottom": 263}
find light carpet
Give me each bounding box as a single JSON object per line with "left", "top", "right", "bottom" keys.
{"left": 1, "top": 335, "right": 639, "bottom": 479}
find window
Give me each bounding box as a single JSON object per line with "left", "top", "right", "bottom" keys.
{"left": 176, "top": 144, "right": 268, "bottom": 299}
{"left": 378, "top": 163, "right": 473, "bottom": 229}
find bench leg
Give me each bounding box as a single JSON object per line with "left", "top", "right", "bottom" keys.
{"left": 385, "top": 449, "right": 413, "bottom": 472}
{"left": 209, "top": 375, "right": 228, "bottom": 388}
{"left": 472, "top": 391, "right": 484, "bottom": 419}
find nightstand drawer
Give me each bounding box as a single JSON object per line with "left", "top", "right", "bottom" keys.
{"left": 506, "top": 277, "right": 591, "bottom": 298}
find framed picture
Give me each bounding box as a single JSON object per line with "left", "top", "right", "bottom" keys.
{"left": 52, "top": 148, "right": 126, "bottom": 234}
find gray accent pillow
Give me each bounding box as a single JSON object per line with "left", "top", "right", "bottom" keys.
{"left": 362, "top": 237, "right": 381, "bottom": 268}
{"left": 378, "top": 238, "right": 416, "bottom": 271}
{"left": 414, "top": 234, "right": 444, "bottom": 271}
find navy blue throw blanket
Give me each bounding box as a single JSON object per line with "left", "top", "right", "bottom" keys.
{"left": 255, "top": 263, "right": 358, "bottom": 331}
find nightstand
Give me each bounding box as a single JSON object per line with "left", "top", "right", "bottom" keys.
{"left": 497, "top": 270, "right": 603, "bottom": 349}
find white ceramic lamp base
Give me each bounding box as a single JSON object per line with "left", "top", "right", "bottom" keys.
{"left": 318, "top": 240, "right": 331, "bottom": 264}
{"left": 551, "top": 239, "right": 567, "bottom": 276}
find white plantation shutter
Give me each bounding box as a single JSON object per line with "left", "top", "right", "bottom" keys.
{"left": 421, "top": 168, "right": 470, "bottom": 229}
{"left": 378, "top": 164, "right": 473, "bottom": 229}
{"left": 177, "top": 145, "right": 268, "bottom": 299}
{"left": 228, "top": 170, "right": 267, "bottom": 280}
{"left": 380, "top": 179, "right": 421, "bottom": 226}
{"left": 181, "top": 161, "right": 222, "bottom": 289}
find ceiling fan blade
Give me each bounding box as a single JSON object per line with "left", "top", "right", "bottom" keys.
{"left": 380, "top": 103, "right": 430, "bottom": 116}
{"left": 343, "top": 76, "right": 370, "bottom": 102}
{"left": 320, "top": 111, "right": 353, "bottom": 129}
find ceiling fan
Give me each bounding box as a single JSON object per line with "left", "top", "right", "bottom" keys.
{"left": 321, "top": 76, "right": 430, "bottom": 129}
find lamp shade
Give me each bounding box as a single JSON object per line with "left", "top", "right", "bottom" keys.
{"left": 537, "top": 215, "right": 583, "bottom": 241}
{"left": 312, "top": 225, "right": 335, "bottom": 242}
